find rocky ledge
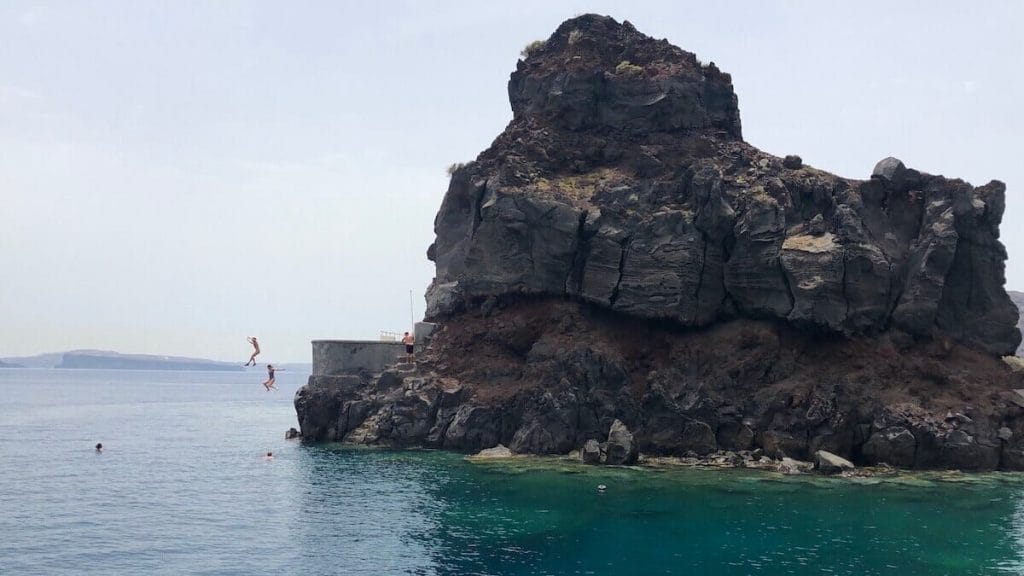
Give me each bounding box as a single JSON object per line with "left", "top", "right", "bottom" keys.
{"left": 296, "top": 15, "right": 1024, "bottom": 471}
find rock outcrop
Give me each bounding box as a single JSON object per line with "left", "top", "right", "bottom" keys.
{"left": 296, "top": 14, "right": 1024, "bottom": 471}
{"left": 427, "top": 15, "right": 1018, "bottom": 356}
{"left": 814, "top": 450, "right": 855, "bottom": 474}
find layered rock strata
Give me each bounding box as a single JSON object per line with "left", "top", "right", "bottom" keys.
{"left": 428, "top": 15, "right": 1018, "bottom": 355}
{"left": 297, "top": 14, "right": 1024, "bottom": 470}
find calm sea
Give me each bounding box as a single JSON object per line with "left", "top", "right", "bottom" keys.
{"left": 2, "top": 368, "right": 1024, "bottom": 575}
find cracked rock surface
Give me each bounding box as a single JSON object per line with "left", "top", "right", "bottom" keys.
{"left": 428, "top": 15, "right": 1018, "bottom": 355}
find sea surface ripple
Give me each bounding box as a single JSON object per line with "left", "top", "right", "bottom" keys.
{"left": 2, "top": 369, "right": 1023, "bottom": 575}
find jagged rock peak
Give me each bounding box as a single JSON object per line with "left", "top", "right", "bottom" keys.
{"left": 428, "top": 16, "right": 1020, "bottom": 357}
{"left": 509, "top": 14, "right": 742, "bottom": 138}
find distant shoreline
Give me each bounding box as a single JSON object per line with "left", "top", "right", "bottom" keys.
{"left": 0, "top": 364, "right": 312, "bottom": 373}
{"left": 1, "top": 350, "right": 311, "bottom": 372}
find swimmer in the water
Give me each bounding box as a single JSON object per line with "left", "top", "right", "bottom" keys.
{"left": 264, "top": 451, "right": 273, "bottom": 460}
{"left": 95, "top": 443, "right": 103, "bottom": 453}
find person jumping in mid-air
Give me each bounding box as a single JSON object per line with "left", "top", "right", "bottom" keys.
{"left": 245, "top": 336, "right": 260, "bottom": 366}
{"left": 263, "top": 364, "right": 282, "bottom": 391}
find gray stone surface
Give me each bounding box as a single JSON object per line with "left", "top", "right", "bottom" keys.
{"left": 581, "top": 439, "right": 602, "bottom": 464}
{"left": 871, "top": 156, "right": 908, "bottom": 185}
{"left": 471, "top": 444, "right": 514, "bottom": 459}
{"left": 431, "top": 154, "right": 1019, "bottom": 355}
{"left": 861, "top": 427, "right": 917, "bottom": 467}
{"left": 814, "top": 450, "right": 854, "bottom": 474}
{"left": 605, "top": 419, "right": 638, "bottom": 465}
{"left": 414, "top": 322, "right": 438, "bottom": 348}
{"left": 312, "top": 340, "right": 404, "bottom": 376}
{"left": 778, "top": 457, "right": 813, "bottom": 475}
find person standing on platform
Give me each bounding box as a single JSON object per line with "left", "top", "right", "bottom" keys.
{"left": 402, "top": 331, "right": 415, "bottom": 363}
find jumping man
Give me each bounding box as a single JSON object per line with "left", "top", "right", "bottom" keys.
{"left": 263, "top": 364, "right": 282, "bottom": 391}
{"left": 245, "top": 336, "right": 260, "bottom": 366}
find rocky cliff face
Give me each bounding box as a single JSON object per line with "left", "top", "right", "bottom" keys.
{"left": 428, "top": 15, "right": 1018, "bottom": 355}
{"left": 297, "top": 15, "right": 1024, "bottom": 470}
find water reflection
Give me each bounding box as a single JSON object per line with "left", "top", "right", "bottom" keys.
{"left": 6, "top": 371, "right": 1024, "bottom": 575}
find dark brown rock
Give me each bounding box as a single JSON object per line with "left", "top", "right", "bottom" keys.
{"left": 679, "top": 420, "right": 717, "bottom": 455}
{"left": 861, "top": 427, "right": 916, "bottom": 467}
{"left": 509, "top": 15, "right": 741, "bottom": 138}
{"left": 295, "top": 298, "right": 1024, "bottom": 471}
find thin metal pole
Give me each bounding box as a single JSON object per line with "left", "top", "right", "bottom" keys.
{"left": 409, "top": 290, "right": 414, "bottom": 332}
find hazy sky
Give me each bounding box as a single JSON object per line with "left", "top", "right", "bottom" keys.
{"left": 2, "top": 2, "right": 1022, "bottom": 362}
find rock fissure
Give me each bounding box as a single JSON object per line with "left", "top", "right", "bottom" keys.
{"left": 885, "top": 262, "right": 904, "bottom": 329}
{"left": 608, "top": 236, "right": 631, "bottom": 307}
{"left": 566, "top": 209, "right": 589, "bottom": 294}
{"left": 777, "top": 253, "right": 796, "bottom": 318}
{"left": 470, "top": 180, "right": 487, "bottom": 235}
{"left": 841, "top": 248, "right": 850, "bottom": 327}
{"left": 693, "top": 232, "right": 709, "bottom": 322}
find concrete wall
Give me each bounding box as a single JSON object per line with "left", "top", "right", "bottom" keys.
{"left": 414, "top": 322, "right": 437, "bottom": 347}
{"left": 311, "top": 340, "right": 405, "bottom": 376}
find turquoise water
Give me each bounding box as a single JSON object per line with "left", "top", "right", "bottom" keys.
{"left": 1, "top": 369, "right": 1023, "bottom": 575}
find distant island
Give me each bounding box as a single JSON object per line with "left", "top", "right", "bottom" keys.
{"left": 2, "top": 350, "right": 244, "bottom": 371}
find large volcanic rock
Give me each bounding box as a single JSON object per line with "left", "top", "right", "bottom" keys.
{"left": 297, "top": 15, "right": 1024, "bottom": 471}
{"left": 427, "top": 15, "right": 1018, "bottom": 356}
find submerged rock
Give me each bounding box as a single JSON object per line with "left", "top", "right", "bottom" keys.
{"left": 471, "top": 444, "right": 515, "bottom": 459}
{"left": 778, "top": 457, "right": 814, "bottom": 475}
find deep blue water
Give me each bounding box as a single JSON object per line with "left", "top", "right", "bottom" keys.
{"left": 2, "top": 369, "right": 1024, "bottom": 575}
